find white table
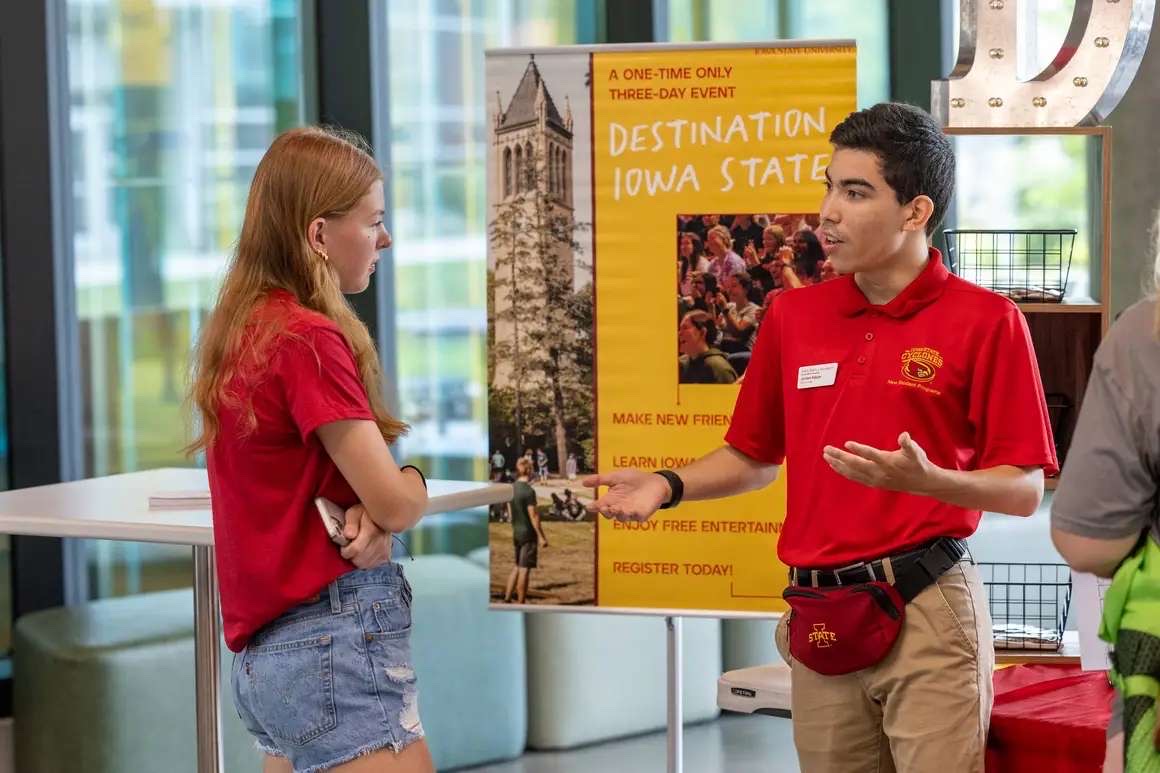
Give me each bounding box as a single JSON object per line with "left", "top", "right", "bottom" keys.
{"left": 0, "top": 467, "right": 513, "bottom": 773}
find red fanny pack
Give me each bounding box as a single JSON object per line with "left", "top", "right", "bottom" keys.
{"left": 783, "top": 581, "right": 905, "bottom": 676}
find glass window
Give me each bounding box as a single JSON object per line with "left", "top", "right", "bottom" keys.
{"left": 790, "top": 1, "right": 889, "bottom": 107}
{"left": 67, "top": 0, "right": 303, "bottom": 599}
{"left": 661, "top": 0, "right": 890, "bottom": 107}
{"left": 950, "top": 134, "right": 1093, "bottom": 300}
{"left": 664, "top": 0, "right": 780, "bottom": 42}
{"left": 384, "top": 2, "right": 580, "bottom": 480}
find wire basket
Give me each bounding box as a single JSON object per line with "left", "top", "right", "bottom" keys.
{"left": 977, "top": 562, "right": 1072, "bottom": 651}
{"left": 942, "top": 229, "right": 1076, "bottom": 303}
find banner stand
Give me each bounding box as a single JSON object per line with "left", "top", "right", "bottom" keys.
{"left": 666, "top": 615, "right": 683, "bottom": 773}
{"left": 484, "top": 42, "right": 857, "bottom": 758}
{"left": 486, "top": 41, "right": 856, "bottom": 615}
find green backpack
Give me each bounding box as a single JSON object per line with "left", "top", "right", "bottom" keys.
{"left": 1101, "top": 535, "right": 1160, "bottom": 771}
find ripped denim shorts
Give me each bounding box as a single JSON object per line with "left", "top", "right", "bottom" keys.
{"left": 231, "top": 563, "right": 422, "bottom": 773}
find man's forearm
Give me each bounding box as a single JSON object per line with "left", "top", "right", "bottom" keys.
{"left": 674, "top": 445, "right": 780, "bottom": 502}
{"left": 921, "top": 465, "right": 1044, "bottom": 516}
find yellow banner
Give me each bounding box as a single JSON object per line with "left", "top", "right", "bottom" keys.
{"left": 593, "top": 45, "right": 856, "bottom": 613}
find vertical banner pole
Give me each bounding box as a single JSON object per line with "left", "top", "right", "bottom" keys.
{"left": 667, "top": 615, "right": 683, "bottom": 773}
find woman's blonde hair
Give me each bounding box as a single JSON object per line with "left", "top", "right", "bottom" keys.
{"left": 186, "top": 126, "right": 407, "bottom": 454}
{"left": 708, "top": 224, "right": 733, "bottom": 249}
{"left": 762, "top": 224, "right": 786, "bottom": 249}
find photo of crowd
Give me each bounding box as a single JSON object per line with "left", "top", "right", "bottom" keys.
{"left": 676, "top": 213, "right": 838, "bottom": 384}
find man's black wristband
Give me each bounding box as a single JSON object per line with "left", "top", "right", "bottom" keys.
{"left": 654, "top": 469, "right": 684, "bottom": 509}
{"left": 400, "top": 464, "right": 427, "bottom": 490}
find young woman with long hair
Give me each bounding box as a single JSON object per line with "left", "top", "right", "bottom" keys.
{"left": 187, "top": 126, "right": 433, "bottom": 773}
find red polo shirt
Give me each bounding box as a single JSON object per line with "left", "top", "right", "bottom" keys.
{"left": 725, "top": 249, "right": 1058, "bottom": 568}
{"left": 207, "top": 290, "right": 375, "bottom": 651}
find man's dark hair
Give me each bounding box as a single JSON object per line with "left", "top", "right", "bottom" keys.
{"left": 701, "top": 272, "right": 719, "bottom": 295}
{"left": 730, "top": 271, "right": 753, "bottom": 294}
{"left": 829, "top": 103, "right": 954, "bottom": 237}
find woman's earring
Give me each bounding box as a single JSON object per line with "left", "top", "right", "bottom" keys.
{"left": 316, "top": 248, "right": 329, "bottom": 262}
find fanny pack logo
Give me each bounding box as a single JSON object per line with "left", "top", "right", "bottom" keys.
{"left": 809, "top": 622, "right": 837, "bottom": 648}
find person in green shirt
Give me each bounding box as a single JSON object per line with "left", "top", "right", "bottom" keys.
{"left": 678, "top": 310, "right": 737, "bottom": 384}
{"left": 503, "top": 457, "right": 549, "bottom": 603}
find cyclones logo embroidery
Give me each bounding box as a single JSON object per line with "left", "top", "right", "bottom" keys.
{"left": 900, "top": 347, "right": 943, "bottom": 384}
{"left": 809, "top": 623, "right": 837, "bottom": 648}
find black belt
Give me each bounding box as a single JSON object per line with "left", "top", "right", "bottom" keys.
{"left": 789, "top": 537, "right": 968, "bottom": 604}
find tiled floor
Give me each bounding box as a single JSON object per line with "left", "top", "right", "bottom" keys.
{"left": 463, "top": 496, "right": 1071, "bottom": 773}
{"left": 463, "top": 714, "right": 799, "bottom": 773}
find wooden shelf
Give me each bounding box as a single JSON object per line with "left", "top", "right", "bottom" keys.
{"left": 945, "top": 126, "right": 1111, "bottom": 138}
{"left": 1018, "top": 299, "right": 1103, "bottom": 314}
{"left": 1025, "top": 312, "right": 1103, "bottom": 470}
{"left": 994, "top": 631, "right": 1080, "bottom": 666}
{"left": 946, "top": 125, "right": 1113, "bottom": 471}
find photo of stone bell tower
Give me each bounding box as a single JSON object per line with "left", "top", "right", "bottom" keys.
{"left": 487, "top": 53, "right": 593, "bottom": 482}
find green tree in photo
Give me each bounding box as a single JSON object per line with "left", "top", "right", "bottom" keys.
{"left": 488, "top": 143, "right": 592, "bottom": 475}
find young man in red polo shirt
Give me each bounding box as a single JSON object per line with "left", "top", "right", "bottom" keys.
{"left": 584, "top": 103, "right": 1057, "bottom": 772}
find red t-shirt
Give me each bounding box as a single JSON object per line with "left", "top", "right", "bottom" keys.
{"left": 207, "top": 291, "right": 375, "bottom": 651}
{"left": 725, "top": 250, "right": 1058, "bottom": 568}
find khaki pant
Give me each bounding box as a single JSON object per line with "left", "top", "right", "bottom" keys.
{"left": 775, "top": 561, "right": 994, "bottom": 773}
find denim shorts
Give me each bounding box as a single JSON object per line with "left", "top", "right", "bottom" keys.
{"left": 230, "top": 563, "right": 423, "bottom": 773}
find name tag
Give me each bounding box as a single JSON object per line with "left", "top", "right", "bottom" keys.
{"left": 797, "top": 363, "right": 838, "bottom": 389}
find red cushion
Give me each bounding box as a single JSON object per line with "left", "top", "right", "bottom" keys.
{"left": 986, "top": 664, "right": 1113, "bottom": 773}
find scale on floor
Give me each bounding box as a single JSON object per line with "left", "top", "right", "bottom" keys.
{"left": 716, "top": 662, "right": 792, "bottom": 718}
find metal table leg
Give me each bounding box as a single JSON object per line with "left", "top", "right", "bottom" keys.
{"left": 667, "top": 615, "right": 683, "bottom": 773}
{"left": 193, "top": 545, "right": 223, "bottom": 773}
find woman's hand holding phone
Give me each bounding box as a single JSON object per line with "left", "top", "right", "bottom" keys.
{"left": 316, "top": 497, "right": 395, "bottom": 568}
